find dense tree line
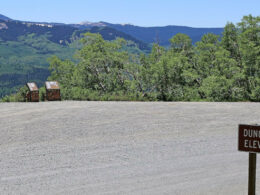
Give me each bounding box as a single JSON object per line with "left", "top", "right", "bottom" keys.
{"left": 2, "top": 15, "right": 259, "bottom": 102}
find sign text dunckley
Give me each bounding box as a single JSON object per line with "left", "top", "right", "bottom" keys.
{"left": 238, "top": 124, "right": 260, "bottom": 153}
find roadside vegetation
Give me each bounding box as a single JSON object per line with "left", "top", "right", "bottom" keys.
{"left": 1, "top": 15, "right": 259, "bottom": 102}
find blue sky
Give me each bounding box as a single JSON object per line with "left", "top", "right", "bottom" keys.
{"left": 1, "top": 0, "right": 259, "bottom": 27}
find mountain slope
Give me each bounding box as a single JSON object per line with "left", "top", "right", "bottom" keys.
{"left": 0, "top": 19, "right": 150, "bottom": 49}
{"left": 0, "top": 19, "right": 77, "bottom": 44}
{"left": 74, "top": 26, "right": 150, "bottom": 51}
{"left": 102, "top": 23, "right": 224, "bottom": 46}
{"left": 0, "top": 14, "right": 11, "bottom": 21}
{"left": 0, "top": 18, "right": 149, "bottom": 97}
{"left": 77, "top": 22, "right": 224, "bottom": 46}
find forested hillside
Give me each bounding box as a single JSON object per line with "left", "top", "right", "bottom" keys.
{"left": 29, "top": 15, "right": 258, "bottom": 102}
{"left": 0, "top": 19, "right": 149, "bottom": 97}
{"left": 77, "top": 22, "right": 224, "bottom": 46}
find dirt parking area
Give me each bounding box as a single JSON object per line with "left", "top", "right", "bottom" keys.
{"left": 0, "top": 101, "right": 260, "bottom": 194}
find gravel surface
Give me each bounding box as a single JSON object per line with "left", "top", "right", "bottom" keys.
{"left": 0, "top": 101, "right": 260, "bottom": 194}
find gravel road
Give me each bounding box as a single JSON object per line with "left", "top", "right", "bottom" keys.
{"left": 1, "top": 101, "right": 260, "bottom": 194}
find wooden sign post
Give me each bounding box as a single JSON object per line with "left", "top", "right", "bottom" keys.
{"left": 249, "top": 153, "right": 256, "bottom": 195}
{"left": 238, "top": 124, "right": 260, "bottom": 195}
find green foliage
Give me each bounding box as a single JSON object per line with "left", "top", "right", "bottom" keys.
{"left": 42, "top": 15, "right": 260, "bottom": 102}
{"left": 1, "top": 85, "right": 28, "bottom": 102}
{"left": 170, "top": 33, "right": 192, "bottom": 53}
{"left": 2, "top": 15, "right": 260, "bottom": 102}
{"left": 199, "top": 76, "right": 231, "bottom": 101}
{"left": 39, "top": 87, "right": 46, "bottom": 101}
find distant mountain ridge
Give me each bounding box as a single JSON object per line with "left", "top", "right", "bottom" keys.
{"left": 0, "top": 14, "right": 11, "bottom": 21}
{"left": 76, "top": 26, "right": 150, "bottom": 51}
{"left": 0, "top": 19, "right": 76, "bottom": 44}
{"left": 0, "top": 14, "right": 224, "bottom": 46}
{"left": 0, "top": 18, "right": 150, "bottom": 50}
{"left": 108, "top": 23, "right": 223, "bottom": 45}
{"left": 77, "top": 22, "right": 224, "bottom": 45}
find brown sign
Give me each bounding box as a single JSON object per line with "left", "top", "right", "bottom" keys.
{"left": 238, "top": 124, "right": 260, "bottom": 153}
